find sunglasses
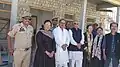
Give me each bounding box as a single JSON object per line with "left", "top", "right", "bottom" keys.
{"left": 23, "top": 17, "right": 32, "bottom": 20}
{"left": 74, "top": 23, "right": 79, "bottom": 25}
{"left": 25, "top": 18, "right": 31, "bottom": 20}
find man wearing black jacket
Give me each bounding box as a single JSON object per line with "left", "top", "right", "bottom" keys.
{"left": 103, "top": 22, "right": 120, "bottom": 67}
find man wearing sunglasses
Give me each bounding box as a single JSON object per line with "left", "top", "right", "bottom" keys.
{"left": 68, "top": 22, "right": 84, "bottom": 67}
{"left": 7, "top": 13, "right": 33, "bottom": 67}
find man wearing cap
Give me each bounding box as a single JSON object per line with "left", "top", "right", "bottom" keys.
{"left": 53, "top": 19, "right": 70, "bottom": 67}
{"left": 7, "top": 13, "right": 33, "bottom": 67}
{"left": 68, "top": 22, "right": 84, "bottom": 67}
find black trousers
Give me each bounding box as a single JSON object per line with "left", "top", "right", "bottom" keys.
{"left": 82, "top": 52, "right": 92, "bottom": 67}
{"left": 91, "top": 57, "right": 103, "bottom": 67}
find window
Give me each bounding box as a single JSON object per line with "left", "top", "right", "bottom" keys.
{"left": 0, "top": 3, "right": 11, "bottom": 12}
{"left": 64, "top": 14, "right": 74, "bottom": 20}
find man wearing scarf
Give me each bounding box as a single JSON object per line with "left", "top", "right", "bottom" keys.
{"left": 53, "top": 19, "right": 70, "bottom": 67}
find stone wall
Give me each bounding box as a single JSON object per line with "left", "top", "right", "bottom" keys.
{"left": 1, "top": 0, "right": 107, "bottom": 26}
{"left": 18, "top": 0, "right": 82, "bottom": 21}
{"left": 17, "top": 0, "right": 105, "bottom": 25}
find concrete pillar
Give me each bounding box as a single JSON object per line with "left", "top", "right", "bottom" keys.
{"left": 9, "top": 0, "right": 18, "bottom": 29}
{"left": 116, "top": 7, "right": 120, "bottom": 32}
{"left": 116, "top": 7, "right": 120, "bottom": 23}
{"left": 9, "top": 0, "right": 18, "bottom": 66}
{"left": 80, "top": 0, "right": 87, "bottom": 32}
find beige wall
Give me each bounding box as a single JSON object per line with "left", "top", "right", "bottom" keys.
{"left": 17, "top": 0, "right": 106, "bottom": 28}
{"left": 31, "top": 9, "right": 53, "bottom": 30}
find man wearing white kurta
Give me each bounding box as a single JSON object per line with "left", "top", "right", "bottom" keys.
{"left": 68, "top": 22, "right": 84, "bottom": 67}
{"left": 53, "top": 19, "right": 70, "bottom": 67}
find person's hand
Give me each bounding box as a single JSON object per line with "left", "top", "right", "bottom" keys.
{"left": 45, "top": 51, "right": 50, "bottom": 56}
{"left": 49, "top": 51, "right": 55, "bottom": 58}
{"left": 84, "top": 47, "right": 87, "bottom": 50}
{"left": 76, "top": 43, "right": 81, "bottom": 49}
{"left": 103, "top": 53, "right": 106, "bottom": 60}
{"left": 92, "top": 53, "right": 94, "bottom": 58}
{"left": 9, "top": 49, "right": 14, "bottom": 56}
{"left": 62, "top": 44, "right": 67, "bottom": 51}
{"left": 51, "top": 51, "right": 55, "bottom": 55}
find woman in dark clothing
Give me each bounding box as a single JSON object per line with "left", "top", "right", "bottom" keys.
{"left": 83, "top": 24, "right": 94, "bottom": 67}
{"left": 40, "top": 25, "right": 44, "bottom": 30}
{"left": 33, "top": 20, "right": 56, "bottom": 67}
{"left": 91, "top": 27, "right": 104, "bottom": 67}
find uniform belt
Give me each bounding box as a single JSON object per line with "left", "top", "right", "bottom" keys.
{"left": 15, "top": 47, "right": 31, "bottom": 51}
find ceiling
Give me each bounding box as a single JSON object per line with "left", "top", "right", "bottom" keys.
{"left": 88, "top": 0, "right": 120, "bottom": 12}
{"left": 88, "top": 0, "right": 120, "bottom": 5}
{"left": 88, "top": 0, "right": 101, "bottom": 4}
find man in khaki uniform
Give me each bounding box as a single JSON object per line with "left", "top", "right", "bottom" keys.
{"left": 7, "top": 13, "right": 33, "bottom": 67}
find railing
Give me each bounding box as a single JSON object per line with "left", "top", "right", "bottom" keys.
{"left": 0, "top": 17, "right": 10, "bottom": 40}
{"left": 0, "top": 17, "right": 10, "bottom": 67}
{"left": 0, "top": 1, "right": 11, "bottom": 13}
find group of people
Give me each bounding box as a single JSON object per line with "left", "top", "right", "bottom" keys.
{"left": 7, "top": 14, "right": 120, "bottom": 67}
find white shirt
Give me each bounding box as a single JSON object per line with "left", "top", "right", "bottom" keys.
{"left": 69, "top": 29, "right": 84, "bottom": 45}
{"left": 53, "top": 26, "right": 70, "bottom": 65}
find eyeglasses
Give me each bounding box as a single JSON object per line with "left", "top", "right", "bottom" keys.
{"left": 74, "top": 23, "right": 79, "bottom": 25}
{"left": 25, "top": 18, "right": 31, "bottom": 20}
{"left": 23, "top": 17, "right": 32, "bottom": 20}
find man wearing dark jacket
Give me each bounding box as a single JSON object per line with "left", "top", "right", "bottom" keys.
{"left": 103, "top": 22, "right": 120, "bottom": 67}
{"left": 68, "top": 22, "right": 84, "bottom": 67}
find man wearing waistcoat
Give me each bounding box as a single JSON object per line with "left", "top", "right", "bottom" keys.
{"left": 68, "top": 22, "right": 84, "bottom": 67}
{"left": 103, "top": 22, "right": 120, "bottom": 67}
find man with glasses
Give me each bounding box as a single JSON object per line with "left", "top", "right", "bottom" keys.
{"left": 53, "top": 19, "right": 70, "bottom": 67}
{"left": 68, "top": 22, "right": 84, "bottom": 67}
{"left": 7, "top": 13, "right": 33, "bottom": 67}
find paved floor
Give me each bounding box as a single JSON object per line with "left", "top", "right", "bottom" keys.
{"left": 1, "top": 50, "right": 119, "bottom": 67}
{"left": 0, "top": 52, "right": 12, "bottom": 67}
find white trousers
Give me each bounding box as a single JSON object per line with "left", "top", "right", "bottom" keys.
{"left": 69, "top": 51, "right": 83, "bottom": 67}
{"left": 56, "top": 62, "right": 68, "bottom": 67}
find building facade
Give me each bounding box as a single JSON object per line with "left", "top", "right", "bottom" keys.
{"left": 17, "top": 0, "right": 106, "bottom": 30}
